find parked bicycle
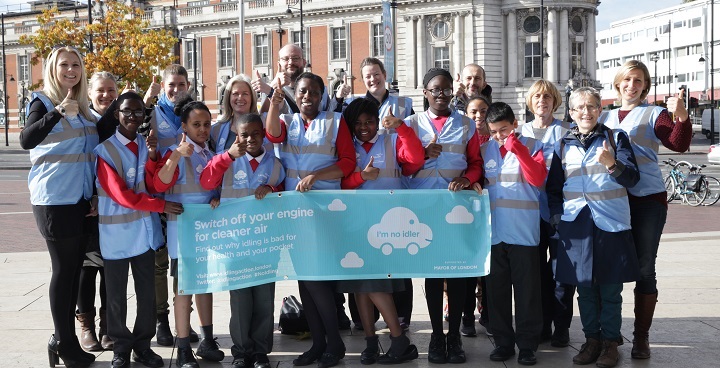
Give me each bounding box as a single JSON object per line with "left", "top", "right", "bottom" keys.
{"left": 662, "top": 158, "right": 720, "bottom": 206}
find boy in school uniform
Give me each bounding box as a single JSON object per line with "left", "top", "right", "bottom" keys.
{"left": 200, "top": 113, "right": 285, "bottom": 368}
{"left": 475, "top": 102, "right": 547, "bottom": 366}
{"left": 94, "top": 92, "right": 184, "bottom": 368}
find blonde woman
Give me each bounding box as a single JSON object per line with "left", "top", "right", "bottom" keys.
{"left": 210, "top": 74, "right": 259, "bottom": 153}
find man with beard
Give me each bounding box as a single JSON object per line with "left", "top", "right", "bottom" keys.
{"left": 253, "top": 44, "right": 337, "bottom": 114}
{"left": 452, "top": 64, "right": 492, "bottom": 113}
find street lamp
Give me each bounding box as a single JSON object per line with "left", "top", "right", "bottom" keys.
{"left": 276, "top": 17, "right": 285, "bottom": 47}
{"left": 650, "top": 53, "right": 660, "bottom": 104}
{"left": 654, "top": 19, "right": 672, "bottom": 97}
{"left": 286, "top": 0, "right": 304, "bottom": 51}
{"left": 18, "top": 80, "right": 27, "bottom": 127}
{"left": 564, "top": 82, "right": 572, "bottom": 122}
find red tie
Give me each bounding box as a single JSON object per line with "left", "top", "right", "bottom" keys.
{"left": 126, "top": 141, "right": 138, "bottom": 157}
{"left": 250, "top": 158, "right": 259, "bottom": 172}
{"left": 361, "top": 141, "right": 373, "bottom": 153}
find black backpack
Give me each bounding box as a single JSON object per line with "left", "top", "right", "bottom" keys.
{"left": 278, "top": 295, "right": 309, "bottom": 335}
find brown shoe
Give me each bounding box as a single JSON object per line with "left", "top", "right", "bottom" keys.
{"left": 98, "top": 308, "right": 114, "bottom": 350}
{"left": 596, "top": 340, "right": 619, "bottom": 368}
{"left": 76, "top": 310, "right": 102, "bottom": 352}
{"left": 631, "top": 292, "right": 657, "bottom": 359}
{"left": 572, "top": 338, "right": 602, "bottom": 365}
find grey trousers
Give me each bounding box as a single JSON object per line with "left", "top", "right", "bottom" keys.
{"left": 229, "top": 282, "right": 276, "bottom": 358}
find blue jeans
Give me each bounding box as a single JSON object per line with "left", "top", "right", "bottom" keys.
{"left": 577, "top": 283, "right": 623, "bottom": 342}
{"left": 630, "top": 200, "right": 667, "bottom": 294}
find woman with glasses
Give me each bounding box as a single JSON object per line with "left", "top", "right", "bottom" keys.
{"left": 19, "top": 46, "right": 98, "bottom": 368}
{"left": 546, "top": 87, "right": 640, "bottom": 367}
{"left": 403, "top": 68, "right": 483, "bottom": 364}
{"left": 601, "top": 60, "right": 691, "bottom": 361}
{"left": 520, "top": 80, "right": 575, "bottom": 348}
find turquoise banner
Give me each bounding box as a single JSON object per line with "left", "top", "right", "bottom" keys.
{"left": 177, "top": 190, "right": 491, "bottom": 295}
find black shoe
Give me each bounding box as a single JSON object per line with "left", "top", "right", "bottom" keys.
{"left": 460, "top": 316, "right": 476, "bottom": 337}
{"left": 361, "top": 336, "right": 379, "bottom": 365}
{"left": 188, "top": 327, "right": 200, "bottom": 343}
{"left": 317, "top": 352, "right": 344, "bottom": 368}
{"left": 133, "top": 348, "right": 164, "bottom": 368}
{"left": 293, "top": 349, "right": 323, "bottom": 366}
{"left": 517, "top": 349, "right": 537, "bottom": 366}
{"left": 232, "top": 356, "right": 253, "bottom": 368}
{"left": 489, "top": 346, "right": 515, "bottom": 361}
{"left": 47, "top": 335, "right": 92, "bottom": 368}
{"left": 550, "top": 328, "right": 570, "bottom": 347}
{"left": 377, "top": 344, "right": 419, "bottom": 365}
{"left": 254, "top": 353, "right": 271, "bottom": 368}
{"left": 196, "top": 337, "right": 225, "bottom": 361}
{"left": 427, "top": 333, "right": 447, "bottom": 364}
{"left": 111, "top": 352, "right": 131, "bottom": 368}
{"left": 156, "top": 313, "right": 173, "bottom": 346}
{"left": 446, "top": 333, "right": 466, "bottom": 363}
{"left": 175, "top": 346, "right": 199, "bottom": 368}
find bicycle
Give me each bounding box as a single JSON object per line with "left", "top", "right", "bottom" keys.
{"left": 662, "top": 159, "right": 708, "bottom": 206}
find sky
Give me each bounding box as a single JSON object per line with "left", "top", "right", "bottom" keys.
{"left": 0, "top": 0, "right": 687, "bottom": 30}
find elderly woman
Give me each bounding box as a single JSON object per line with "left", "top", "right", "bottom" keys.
{"left": 546, "top": 87, "right": 640, "bottom": 368}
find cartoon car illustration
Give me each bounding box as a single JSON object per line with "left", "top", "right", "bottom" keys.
{"left": 367, "top": 207, "right": 433, "bottom": 255}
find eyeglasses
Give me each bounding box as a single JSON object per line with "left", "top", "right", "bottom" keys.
{"left": 279, "top": 56, "right": 303, "bottom": 62}
{"left": 426, "top": 88, "right": 453, "bottom": 97}
{"left": 119, "top": 109, "right": 145, "bottom": 118}
{"left": 571, "top": 105, "right": 599, "bottom": 113}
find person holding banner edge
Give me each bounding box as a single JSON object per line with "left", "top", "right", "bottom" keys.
{"left": 265, "top": 72, "right": 356, "bottom": 368}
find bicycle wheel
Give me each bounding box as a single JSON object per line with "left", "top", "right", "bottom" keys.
{"left": 682, "top": 177, "right": 709, "bottom": 207}
{"left": 664, "top": 175, "right": 677, "bottom": 202}
{"left": 702, "top": 176, "right": 720, "bottom": 206}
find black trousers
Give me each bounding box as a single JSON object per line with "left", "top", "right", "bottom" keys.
{"left": 487, "top": 243, "right": 542, "bottom": 350}
{"left": 298, "top": 281, "right": 345, "bottom": 355}
{"left": 538, "top": 220, "right": 575, "bottom": 333}
{"left": 105, "top": 249, "right": 156, "bottom": 354}
{"left": 425, "top": 278, "right": 466, "bottom": 335}
{"left": 46, "top": 236, "right": 87, "bottom": 342}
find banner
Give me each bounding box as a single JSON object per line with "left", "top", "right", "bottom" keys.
{"left": 177, "top": 190, "right": 491, "bottom": 295}
{"left": 382, "top": 0, "right": 395, "bottom": 84}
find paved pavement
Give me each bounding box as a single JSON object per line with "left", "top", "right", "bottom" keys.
{"left": 1, "top": 132, "right": 719, "bottom": 367}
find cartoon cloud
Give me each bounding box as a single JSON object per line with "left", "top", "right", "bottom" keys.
{"left": 328, "top": 199, "right": 347, "bottom": 211}
{"left": 367, "top": 207, "right": 433, "bottom": 255}
{"left": 340, "top": 252, "right": 364, "bottom": 268}
{"left": 446, "top": 205, "right": 474, "bottom": 224}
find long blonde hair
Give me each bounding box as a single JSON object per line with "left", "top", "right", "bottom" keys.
{"left": 217, "top": 74, "right": 258, "bottom": 122}
{"left": 42, "top": 47, "right": 94, "bottom": 121}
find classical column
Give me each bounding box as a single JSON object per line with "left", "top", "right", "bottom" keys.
{"left": 417, "top": 15, "right": 426, "bottom": 88}
{"left": 559, "top": 8, "right": 570, "bottom": 82}
{"left": 587, "top": 11, "right": 597, "bottom": 80}
{"left": 547, "top": 8, "right": 557, "bottom": 82}
{"left": 507, "top": 10, "right": 518, "bottom": 85}
{"left": 405, "top": 16, "right": 417, "bottom": 90}
{"left": 463, "top": 10, "right": 473, "bottom": 66}
{"left": 453, "top": 12, "right": 462, "bottom": 74}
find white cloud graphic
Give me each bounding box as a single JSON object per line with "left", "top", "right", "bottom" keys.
{"left": 446, "top": 205, "right": 474, "bottom": 224}
{"left": 340, "top": 252, "right": 364, "bottom": 268}
{"left": 158, "top": 121, "right": 171, "bottom": 130}
{"left": 485, "top": 159, "right": 497, "bottom": 169}
{"left": 234, "top": 170, "right": 247, "bottom": 180}
{"left": 195, "top": 164, "right": 204, "bottom": 173}
{"left": 126, "top": 168, "right": 136, "bottom": 180}
{"left": 367, "top": 207, "right": 432, "bottom": 255}
{"left": 328, "top": 199, "right": 347, "bottom": 211}
{"left": 218, "top": 138, "right": 226, "bottom": 149}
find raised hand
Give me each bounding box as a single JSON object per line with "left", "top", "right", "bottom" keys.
{"left": 227, "top": 135, "right": 247, "bottom": 159}
{"left": 425, "top": 134, "right": 442, "bottom": 159}
{"left": 58, "top": 88, "right": 79, "bottom": 117}
{"left": 382, "top": 110, "right": 403, "bottom": 130}
{"left": 295, "top": 174, "right": 317, "bottom": 192}
{"left": 335, "top": 75, "right": 353, "bottom": 99}
{"left": 596, "top": 139, "right": 616, "bottom": 169}
{"left": 276, "top": 64, "right": 291, "bottom": 88}
{"left": 144, "top": 75, "right": 161, "bottom": 106}
{"left": 146, "top": 128, "right": 158, "bottom": 160}
{"left": 251, "top": 69, "right": 272, "bottom": 95}
{"left": 254, "top": 185, "right": 273, "bottom": 199}
{"left": 666, "top": 88, "right": 689, "bottom": 122}
{"left": 175, "top": 133, "right": 194, "bottom": 157}
{"left": 454, "top": 72, "right": 466, "bottom": 98}
{"left": 120, "top": 80, "right": 134, "bottom": 95}
{"left": 270, "top": 84, "right": 285, "bottom": 107}
{"left": 360, "top": 156, "right": 380, "bottom": 181}
{"left": 448, "top": 176, "right": 471, "bottom": 192}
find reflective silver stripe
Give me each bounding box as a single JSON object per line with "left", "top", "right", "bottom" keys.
{"left": 397, "top": 96, "right": 406, "bottom": 116}
{"left": 563, "top": 188, "right": 627, "bottom": 201}
{"left": 41, "top": 126, "right": 98, "bottom": 145}
{"left": 378, "top": 169, "right": 401, "bottom": 178}
{"left": 98, "top": 210, "right": 150, "bottom": 225}
{"left": 490, "top": 198, "right": 540, "bottom": 210}
{"left": 630, "top": 107, "right": 660, "bottom": 152}
{"left": 102, "top": 141, "right": 145, "bottom": 192}
{"left": 279, "top": 144, "right": 337, "bottom": 156}
{"left": 221, "top": 187, "right": 253, "bottom": 199}
{"left": 267, "top": 159, "right": 283, "bottom": 186}
{"left": 523, "top": 137, "right": 538, "bottom": 153}
{"left": 442, "top": 143, "right": 466, "bottom": 154}
{"left": 484, "top": 173, "right": 527, "bottom": 186}
{"left": 413, "top": 168, "right": 464, "bottom": 179}
{"left": 159, "top": 136, "right": 178, "bottom": 149}
{"left": 286, "top": 168, "right": 314, "bottom": 178}
{"left": 31, "top": 152, "right": 95, "bottom": 166}
{"left": 566, "top": 164, "right": 607, "bottom": 179}
{"left": 169, "top": 158, "right": 205, "bottom": 194}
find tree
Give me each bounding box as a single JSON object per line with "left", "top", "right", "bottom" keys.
{"left": 20, "top": 2, "right": 177, "bottom": 89}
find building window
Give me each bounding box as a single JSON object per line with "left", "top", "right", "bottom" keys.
{"left": 219, "top": 37, "right": 233, "bottom": 68}
{"left": 432, "top": 20, "right": 450, "bottom": 39}
{"left": 622, "top": 33, "right": 631, "bottom": 42}
{"left": 184, "top": 40, "right": 194, "bottom": 70}
{"left": 433, "top": 46, "right": 450, "bottom": 70}
{"left": 331, "top": 27, "right": 347, "bottom": 60}
{"left": 677, "top": 73, "right": 687, "bottom": 83}
{"left": 571, "top": 15, "right": 583, "bottom": 34}
{"left": 690, "top": 17, "right": 701, "bottom": 28}
{"left": 372, "top": 23, "right": 384, "bottom": 57}
{"left": 290, "top": 30, "right": 308, "bottom": 58}
{"left": 571, "top": 42, "right": 583, "bottom": 76}
{"left": 612, "top": 35, "right": 620, "bottom": 44}
{"left": 188, "top": 0, "right": 209, "bottom": 6}
{"left": 18, "top": 55, "right": 29, "bottom": 81}
{"left": 673, "top": 20, "right": 685, "bottom": 29}
{"left": 524, "top": 42, "right": 541, "bottom": 78}
{"left": 254, "top": 34, "right": 269, "bottom": 65}
{"left": 523, "top": 15, "right": 541, "bottom": 34}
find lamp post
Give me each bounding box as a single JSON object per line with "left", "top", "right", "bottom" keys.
{"left": 540, "top": 0, "right": 544, "bottom": 79}
{"left": 19, "top": 80, "right": 26, "bottom": 126}
{"left": 286, "top": 0, "right": 304, "bottom": 51}
{"left": 179, "top": 36, "right": 198, "bottom": 98}
{"left": 650, "top": 53, "right": 660, "bottom": 104}
{"left": 564, "top": 82, "right": 572, "bottom": 122}
{"left": 654, "top": 20, "right": 672, "bottom": 98}
{"left": 2, "top": 12, "right": 8, "bottom": 146}
{"left": 276, "top": 17, "right": 284, "bottom": 47}
{"left": 711, "top": 0, "right": 715, "bottom": 145}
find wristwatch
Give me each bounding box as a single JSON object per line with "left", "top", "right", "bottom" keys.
{"left": 56, "top": 106, "right": 66, "bottom": 115}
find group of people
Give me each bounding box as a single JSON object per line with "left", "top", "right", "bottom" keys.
{"left": 20, "top": 42, "right": 691, "bottom": 368}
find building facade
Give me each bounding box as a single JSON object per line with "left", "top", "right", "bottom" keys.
{"left": 0, "top": 0, "right": 602, "bottom": 130}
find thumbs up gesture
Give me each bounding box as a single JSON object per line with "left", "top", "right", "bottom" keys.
{"left": 596, "top": 139, "right": 615, "bottom": 169}
{"left": 120, "top": 80, "right": 134, "bottom": 95}
{"left": 251, "top": 69, "right": 272, "bottom": 95}
{"left": 176, "top": 132, "right": 194, "bottom": 157}
{"left": 146, "top": 128, "right": 158, "bottom": 160}
{"left": 335, "top": 75, "right": 353, "bottom": 99}
{"left": 275, "top": 64, "right": 291, "bottom": 88}
{"left": 666, "top": 88, "right": 689, "bottom": 122}
{"left": 227, "top": 134, "right": 247, "bottom": 160}
{"left": 425, "top": 134, "right": 442, "bottom": 159}
{"left": 144, "top": 75, "right": 161, "bottom": 107}
{"left": 57, "top": 88, "right": 79, "bottom": 117}
{"left": 382, "top": 110, "right": 403, "bottom": 130}
{"left": 454, "top": 72, "right": 466, "bottom": 98}
{"left": 360, "top": 156, "right": 380, "bottom": 181}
